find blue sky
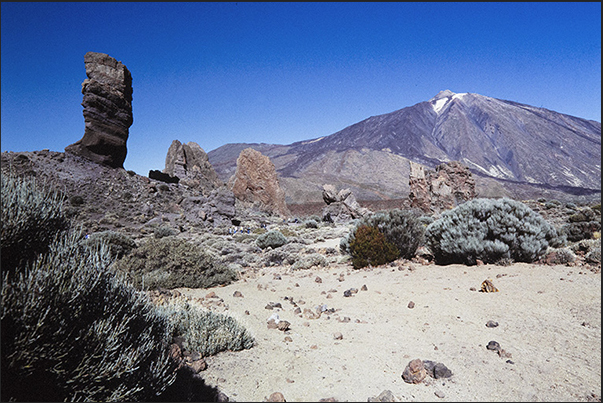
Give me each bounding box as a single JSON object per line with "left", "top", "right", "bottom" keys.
{"left": 2, "top": 2, "right": 601, "bottom": 176}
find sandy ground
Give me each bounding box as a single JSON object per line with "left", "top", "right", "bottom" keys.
{"left": 177, "top": 246, "right": 601, "bottom": 402}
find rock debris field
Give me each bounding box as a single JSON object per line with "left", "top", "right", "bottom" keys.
{"left": 174, "top": 254, "right": 601, "bottom": 402}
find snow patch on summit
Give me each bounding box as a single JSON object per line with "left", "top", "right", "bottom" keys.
{"left": 431, "top": 92, "right": 467, "bottom": 114}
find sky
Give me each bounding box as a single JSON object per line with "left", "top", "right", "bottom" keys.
{"left": 1, "top": 2, "right": 601, "bottom": 176}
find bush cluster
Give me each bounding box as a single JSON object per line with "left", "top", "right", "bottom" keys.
{"left": 425, "top": 198, "right": 563, "bottom": 265}
{"left": 154, "top": 225, "right": 177, "bottom": 239}
{"left": 81, "top": 230, "right": 137, "bottom": 259}
{"left": 561, "top": 207, "right": 601, "bottom": 242}
{"left": 1, "top": 173, "right": 69, "bottom": 272}
{"left": 1, "top": 172, "right": 253, "bottom": 401}
{"left": 348, "top": 225, "right": 399, "bottom": 269}
{"left": 114, "top": 237, "right": 238, "bottom": 290}
{"left": 256, "top": 230, "right": 288, "bottom": 249}
{"left": 340, "top": 209, "right": 424, "bottom": 268}
{"left": 155, "top": 299, "right": 254, "bottom": 357}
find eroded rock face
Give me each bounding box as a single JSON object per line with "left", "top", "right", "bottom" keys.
{"left": 321, "top": 184, "right": 371, "bottom": 222}
{"left": 164, "top": 140, "right": 222, "bottom": 193}
{"left": 409, "top": 161, "right": 476, "bottom": 213}
{"left": 229, "top": 148, "right": 290, "bottom": 217}
{"left": 65, "top": 52, "right": 133, "bottom": 168}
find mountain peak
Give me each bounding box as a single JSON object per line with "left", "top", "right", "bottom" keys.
{"left": 432, "top": 90, "right": 456, "bottom": 100}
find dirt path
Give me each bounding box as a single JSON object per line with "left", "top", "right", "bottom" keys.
{"left": 177, "top": 262, "right": 601, "bottom": 402}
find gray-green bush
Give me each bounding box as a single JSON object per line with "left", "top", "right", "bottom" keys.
{"left": 340, "top": 209, "right": 424, "bottom": 262}
{"left": 1, "top": 230, "right": 178, "bottom": 402}
{"left": 425, "top": 198, "right": 563, "bottom": 265}
{"left": 256, "top": 230, "right": 288, "bottom": 249}
{"left": 114, "top": 237, "right": 238, "bottom": 290}
{"left": 155, "top": 299, "right": 254, "bottom": 357}
{"left": 154, "top": 225, "right": 177, "bottom": 239}
{"left": 1, "top": 173, "right": 69, "bottom": 271}
{"left": 81, "top": 230, "right": 137, "bottom": 259}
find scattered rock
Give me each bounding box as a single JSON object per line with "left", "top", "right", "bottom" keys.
{"left": 485, "top": 320, "right": 499, "bottom": 328}
{"left": 188, "top": 358, "right": 207, "bottom": 373}
{"left": 401, "top": 358, "right": 427, "bottom": 384}
{"left": 321, "top": 184, "right": 371, "bottom": 222}
{"left": 361, "top": 284, "right": 368, "bottom": 291}
{"left": 486, "top": 340, "right": 501, "bottom": 352}
{"left": 265, "top": 302, "right": 282, "bottom": 310}
{"left": 163, "top": 140, "right": 222, "bottom": 191}
{"left": 266, "top": 391, "right": 286, "bottom": 402}
{"left": 407, "top": 301, "right": 415, "bottom": 309}
{"left": 480, "top": 279, "right": 499, "bottom": 293}
{"left": 284, "top": 336, "right": 293, "bottom": 343}
{"left": 368, "top": 389, "right": 398, "bottom": 402}
{"left": 315, "top": 276, "right": 323, "bottom": 283}
{"left": 434, "top": 390, "right": 446, "bottom": 399}
{"left": 233, "top": 291, "right": 244, "bottom": 298}
{"left": 205, "top": 292, "right": 218, "bottom": 299}
{"left": 318, "top": 398, "right": 338, "bottom": 402}
{"left": 277, "top": 320, "right": 291, "bottom": 332}
{"left": 333, "top": 332, "right": 343, "bottom": 340}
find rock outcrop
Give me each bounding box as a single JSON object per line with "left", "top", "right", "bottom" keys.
{"left": 409, "top": 161, "right": 477, "bottom": 213}
{"left": 163, "top": 140, "right": 222, "bottom": 193}
{"left": 229, "top": 148, "right": 290, "bottom": 217}
{"left": 65, "top": 52, "right": 133, "bottom": 168}
{"left": 321, "top": 184, "right": 371, "bottom": 222}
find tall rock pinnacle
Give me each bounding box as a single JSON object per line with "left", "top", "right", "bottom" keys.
{"left": 65, "top": 52, "right": 133, "bottom": 168}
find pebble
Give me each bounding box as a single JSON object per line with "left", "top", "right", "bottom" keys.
{"left": 318, "top": 398, "right": 338, "bottom": 402}
{"left": 277, "top": 320, "right": 291, "bottom": 331}
{"left": 434, "top": 390, "right": 446, "bottom": 399}
{"left": 245, "top": 310, "right": 250, "bottom": 315}
{"left": 205, "top": 291, "right": 217, "bottom": 298}
{"left": 284, "top": 336, "right": 293, "bottom": 343}
{"left": 361, "top": 284, "right": 368, "bottom": 291}
{"left": 402, "top": 358, "right": 427, "bottom": 384}
{"left": 486, "top": 340, "right": 501, "bottom": 351}
{"left": 368, "top": 390, "right": 397, "bottom": 402}
{"left": 333, "top": 332, "right": 343, "bottom": 340}
{"left": 486, "top": 320, "right": 499, "bottom": 328}
{"left": 233, "top": 291, "right": 243, "bottom": 298}
{"left": 266, "top": 392, "right": 286, "bottom": 402}
{"left": 315, "top": 276, "right": 323, "bottom": 283}
{"left": 407, "top": 301, "right": 415, "bottom": 309}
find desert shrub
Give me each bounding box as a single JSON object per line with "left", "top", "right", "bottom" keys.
{"left": 562, "top": 221, "right": 601, "bottom": 242}
{"left": 154, "top": 225, "right": 177, "bottom": 239}
{"left": 304, "top": 219, "right": 319, "bottom": 229}
{"left": 256, "top": 230, "right": 288, "bottom": 249}
{"left": 546, "top": 248, "right": 576, "bottom": 265}
{"left": 564, "top": 202, "right": 577, "bottom": 210}
{"left": 114, "top": 238, "right": 237, "bottom": 290}
{"left": 263, "top": 249, "right": 295, "bottom": 266}
{"left": 155, "top": 299, "right": 254, "bottom": 357}
{"left": 425, "top": 198, "right": 563, "bottom": 265}
{"left": 292, "top": 253, "right": 328, "bottom": 270}
{"left": 568, "top": 209, "right": 597, "bottom": 223}
{"left": 341, "top": 209, "right": 424, "bottom": 261}
{"left": 69, "top": 195, "right": 85, "bottom": 206}
{"left": 591, "top": 203, "right": 601, "bottom": 213}
{"left": 1, "top": 230, "right": 178, "bottom": 402}
{"left": 347, "top": 225, "right": 399, "bottom": 269}
{"left": 1, "top": 173, "right": 69, "bottom": 272}
{"left": 585, "top": 248, "right": 601, "bottom": 264}
{"left": 82, "top": 230, "right": 137, "bottom": 259}
{"left": 569, "top": 238, "right": 601, "bottom": 254}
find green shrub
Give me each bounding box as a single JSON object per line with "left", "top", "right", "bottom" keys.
{"left": 562, "top": 221, "right": 601, "bottom": 242}
{"left": 154, "top": 225, "right": 177, "bottom": 239}
{"left": 546, "top": 248, "right": 576, "bottom": 265}
{"left": 348, "top": 225, "right": 399, "bottom": 269}
{"left": 304, "top": 219, "right": 319, "bottom": 229}
{"left": 1, "top": 173, "right": 69, "bottom": 272}
{"left": 69, "top": 195, "right": 85, "bottom": 206}
{"left": 341, "top": 209, "right": 424, "bottom": 261}
{"left": 155, "top": 299, "right": 254, "bottom": 357}
{"left": 585, "top": 248, "right": 601, "bottom": 264}
{"left": 82, "top": 230, "right": 137, "bottom": 259}
{"left": 425, "top": 198, "right": 563, "bottom": 265}
{"left": 1, "top": 230, "right": 178, "bottom": 402}
{"left": 256, "top": 230, "right": 288, "bottom": 249}
{"left": 291, "top": 253, "right": 329, "bottom": 270}
{"left": 114, "top": 238, "right": 237, "bottom": 290}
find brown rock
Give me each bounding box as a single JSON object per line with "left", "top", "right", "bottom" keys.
{"left": 315, "top": 276, "right": 323, "bottom": 283}
{"left": 188, "top": 358, "right": 207, "bottom": 373}
{"left": 233, "top": 291, "right": 244, "bottom": 298}
{"left": 65, "top": 52, "right": 133, "bottom": 168}
{"left": 480, "top": 279, "right": 499, "bottom": 292}
{"left": 333, "top": 332, "right": 343, "bottom": 340}
{"left": 267, "top": 392, "right": 286, "bottom": 402}
{"left": 361, "top": 284, "right": 368, "bottom": 291}
{"left": 409, "top": 160, "right": 476, "bottom": 213}
{"left": 368, "top": 389, "right": 398, "bottom": 402}
{"left": 229, "top": 148, "right": 291, "bottom": 217}
{"left": 318, "top": 398, "right": 338, "bottom": 402}
{"left": 407, "top": 301, "right": 415, "bottom": 309}
{"left": 277, "top": 320, "right": 291, "bottom": 331}
{"left": 163, "top": 140, "right": 223, "bottom": 192}
{"left": 402, "top": 358, "right": 427, "bottom": 384}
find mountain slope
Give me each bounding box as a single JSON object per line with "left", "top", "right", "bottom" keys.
{"left": 208, "top": 90, "right": 601, "bottom": 203}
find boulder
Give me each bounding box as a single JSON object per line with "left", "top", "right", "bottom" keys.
{"left": 409, "top": 161, "right": 476, "bottom": 213}
{"left": 164, "top": 140, "right": 222, "bottom": 193}
{"left": 229, "top": 148, "right": 291, "bottom": 217}
{"left": 401, "top": 358, "right": 427, "bottom": 384}
{"left": 321, "top": 184, "right": 371, "bottom": 222}
{"left": 65, "top": 52, "right": 133, "bottom": 168}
